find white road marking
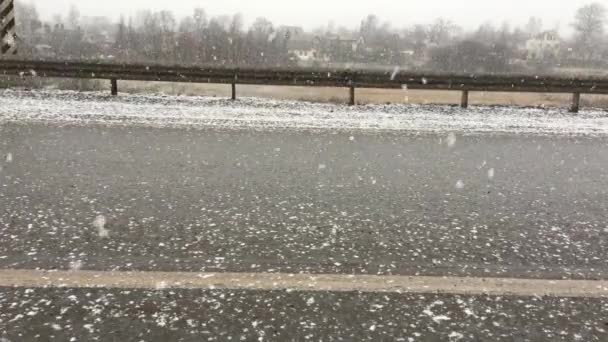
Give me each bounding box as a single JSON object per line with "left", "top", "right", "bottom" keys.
{"left": 0, "top": 269, "right": 607, "bottom": 298}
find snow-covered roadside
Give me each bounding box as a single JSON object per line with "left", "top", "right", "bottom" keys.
{"left": 1, "top": 89, "right": 608, "bottom": 136}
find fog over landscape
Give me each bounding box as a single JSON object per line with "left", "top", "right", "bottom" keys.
{"left": 27, "top": 0, "right": 586, "bottom": 34}
{"left": 10, "top": 0, "right": 606, "bottom": 77}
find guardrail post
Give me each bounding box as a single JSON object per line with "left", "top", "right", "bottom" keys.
{"left": 231, "top": 72, "right": 237, "bottom": 101}
{"left": 110, "top": 78, "right": 118, "bottom": 96}
{"left": 570, "top": 92, "right": 580, "bottom": 113}
{"left": 347, "top": 72, "right": 356, "bottom": 106}
{"left": 461, "top": 90, "right": 469, "bottom": 108}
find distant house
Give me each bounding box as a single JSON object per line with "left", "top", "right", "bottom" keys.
{"left": 525, "top": 31, "right": 560, "bottom": 60}
{"left": 34, "top": 44, "right": 56, "bottom": 59}
{"left": 83, "top": 30, "right": 113, "bottom": 48}
{"left": 287, "top": 33, "right": 366, "bottom": 65}
{"left": 288, "top": 40, "right": 318, "bottom": 61}
{"left": 323, "top": 35, "right": 365, "bottom": 62}
{"left": 287, "top": 36, "right": 329, "bottom": 65}
{"left": 327, "top": 35, "right": 365, "bottom": 53}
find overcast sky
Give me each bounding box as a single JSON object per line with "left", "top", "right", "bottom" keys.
{"left": 26, "top": 0, "right": 590, "bottom": 34}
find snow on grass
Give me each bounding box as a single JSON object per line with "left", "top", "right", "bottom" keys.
{"left": 1, "top": 89, "right": 608, "bottom": 135}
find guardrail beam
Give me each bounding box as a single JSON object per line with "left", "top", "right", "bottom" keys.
{"left": 1, "top": 60, "right": 607, "bottom": 111}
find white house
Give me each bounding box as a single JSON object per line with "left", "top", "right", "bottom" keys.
{"left": 288, "top": 40, "right": 318, "bottom": 62}
{"left": 34, "top": 44, "right": 56, "bottom": 59}
{"left": 287, "top": 40, "right": 318, "bottom": 61}
{"left": 287, "top": 37, "right": 330, "bottom": 65}
{"left": 525, "top": 31, "right": 560, "bottom": 60}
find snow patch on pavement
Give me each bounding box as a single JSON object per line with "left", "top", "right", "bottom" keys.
{"left": 1, "top": 89, "right": 608, "bottom": 135}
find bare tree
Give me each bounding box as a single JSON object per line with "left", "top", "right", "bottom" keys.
{"left": 360, "top": 15, "right": 379, "bottom": 42}
{"left": 247, "top": 17, "right": 272, "bottom": 65}
{"left": 524, "top": 17, "right": 543, "bottom": 38}
{"left": 407, "top": 25, "right": 428, "bottom": 57}
{"left": 14, "top": 2, "right": 42, "bottom": 56}
{"left": 67, "top": 5, "right": 80, "bottom": 29}
{"left": 572, "top": 2, "right": 606, "bottom": 60}
{"left": 428, "top": 18, "right": 459, "bottom": 45}
{"left": 250, "top": 17, "right": 274, "bottom": 42}
{"left": 228, "top": 14, "right": 244, "bottom": 64}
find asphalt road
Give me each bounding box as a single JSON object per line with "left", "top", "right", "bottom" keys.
{"left": 1, "top": 123, "right": 607, "bottom": 279}
{"left": 1, "top": 122, "right": 608, "bottom": 341}
{"left": 1, "top": 287, "right": 607, "bottom": 342}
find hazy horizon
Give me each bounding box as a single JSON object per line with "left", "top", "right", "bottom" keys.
{"left": 24, "top": 0, "right": 595, "bottom": 35}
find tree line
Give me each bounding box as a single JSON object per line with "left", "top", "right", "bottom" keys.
{"left": 12, "top": 2, "right": 608, "bottom": 73}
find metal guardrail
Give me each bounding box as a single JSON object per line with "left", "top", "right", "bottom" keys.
{"left": 2, "top": 59, "right": 608, "bottom": 112}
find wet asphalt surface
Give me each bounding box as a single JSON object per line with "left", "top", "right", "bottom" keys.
{"left": 1, "top": 287, "right": 608, "bottom": 342}
{"left": 1, "top": 123, "right": 608, "bottom": 279}
{"left": 1, "top": 122, "right": 608, "bottom": 341}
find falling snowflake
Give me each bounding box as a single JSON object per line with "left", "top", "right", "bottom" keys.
{"left": 306, "top": 297, "right": 315, "bottom": 306}
{"left": 92, "top": 215, "right": 109, "bottom": 238}
{"left": 318, "top": 164, "right": 327, "bottom": 170}
{"left": 156, "top": 314, "right": 168, "bottom": 327}
{"left": 455, "top": 180, "right": 465, "bottom": 189}
{"left": 69, "top": 260, "right": 83, "bottom": 271}
{"left": 488, "top": 168, "right": 495, "bottom": 180}
{"left": 449, "top": 332, "right": 464, "bottom": 341}
{"left": 446, "top": 133, "right": 457, "bottom": 148}
{"left": 423, "top": 300, "right": 452, "bottom": 323}
{"left": 390, "top": 66, "right": 400, "bottom": 81}
{"left": 83, "top": 324, "right": 94, "bottom": 334}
